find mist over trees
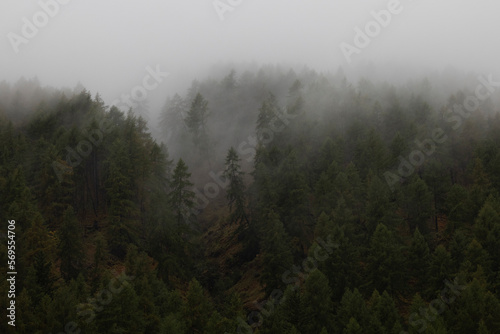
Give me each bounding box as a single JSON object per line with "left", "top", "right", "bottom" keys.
{"left": 1, "top": 63, "right": 500, "bottom": 333}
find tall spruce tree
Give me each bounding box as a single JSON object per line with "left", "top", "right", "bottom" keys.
{"left": 168, "top": 159, "right": 195, "bottom": 227}
{"left": 59, "top": 206, "right": 83, "bottom": 281}
{"left": 223, "top": 147, "right": 248, "bottom": 224}
{"left": 185, "top": 92, "right": 209, "bottom": 149}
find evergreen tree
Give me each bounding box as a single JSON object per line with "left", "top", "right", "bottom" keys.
{"left": 343, "top": 317, "right": 363, "bottom": 334}
{"left": 400, "top": 177, "right": 433, "bottom": 233}
{"left": 256, "top": 92, "right": 281, "bottom": 144}
{"left": 366, "top": 172, "right": 394, "bottom": 234}
{"left": 408, "top": 227, "right": 431, "bottom": 293}
{"left": 260, "top": 211, "right": 293, "bottom": 294}
{"left": 368, "top": 224, "right": 406, "bottom": 294}
{"left": 300, "top": 269, "right": 333, "bottom": 333}
{"left": 59, "top": 206, "right": 84, "bottom": 281}
{"left": 159, "top": 93, "right": 189, "bottom": 139}
{"left": 168, "top": 159, "right": 195, "bottom": 227}
{"left": 96, "top": 280, "right": 143, "bottom": 333}
{"left": 336, "top": 288, "right": 371, "bottom": 333}
{"left": 427, "top": 245, "right": 453, "bottom": 297}
{"left": 369, "top": 290, "right": 401, "bottom": 333}
{"left": 185, "top": 92, "right": 209, "bottom": 149}
{"left": 181, "top": 278, "right": 214, "bottom": 333}
{"left": 223, "top": 147, "right": 248, "bottom": 224}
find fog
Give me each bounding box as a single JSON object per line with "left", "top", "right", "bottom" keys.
{"left": 2, "top": 0, "right": 499, "bottom": 121}
{"left": 3, "top": 4, "right": 500, "bottom": 331}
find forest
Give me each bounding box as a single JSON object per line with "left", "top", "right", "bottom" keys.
{"left": 1, "top": 64, "right": 500, "bottom": 333}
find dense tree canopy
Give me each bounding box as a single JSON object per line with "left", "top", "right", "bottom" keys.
{"left": 1, "top": 65, "right": 500, "bottom": 333}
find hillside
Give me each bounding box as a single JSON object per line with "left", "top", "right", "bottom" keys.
{"left": 1, "top": 66, "right": 500, "bottom": 333}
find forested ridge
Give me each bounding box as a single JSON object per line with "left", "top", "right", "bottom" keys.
{"left": 1, "top": 65, "right": 500, "bottom": 333}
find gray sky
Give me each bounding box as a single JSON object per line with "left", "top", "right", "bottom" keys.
{"left": 2, "top": 0, "right": 500, "bottom": 106}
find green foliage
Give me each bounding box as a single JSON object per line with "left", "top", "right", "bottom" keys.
{"left": 427, "top": 245, "right": 453, "bottom": 297}
{"left": 181, "top": 278, "right": 214, "bottom": 333}
{"left": 336, "top": 288, "right": 371, "bottom": 333}
{"left": 168, "top": 158, "right": 195, "bottom": 227}
{"left": 186, "top": 92, "right": 209, "bottom": 149}
{"left": 400, "top": 177, "right": 433, "bottom": 233}
{"left": 224, "top": 147, "right": 248, "bottom": 224}
{"left": 368, "top": 224, "right": 406, "bottom": 294}
{"left": 300, "top": 269, "right": 333, "bottom": 333}
{"left": 408, "top": 227, "right": 431, "bottom": 293}
{"left": 59, "top": 206, "right": 84, "bottom": 281}
{"left": 3, "top": 66, "right": 500, "bottom": 334}
{"left": 260, "top": 211, "right": 294, "bottom": 294}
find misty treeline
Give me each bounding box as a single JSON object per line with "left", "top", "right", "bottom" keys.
{"left": 1, "top": 64, "right": 500, "bottom": 333}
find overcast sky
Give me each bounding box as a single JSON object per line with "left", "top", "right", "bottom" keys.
{"left": 2, "top": 0, "right": 500, "bottom": 107}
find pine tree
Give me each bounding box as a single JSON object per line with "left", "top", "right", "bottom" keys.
{"left": 336, "top": 288, "right": 371, "bottom": 333}
{"left": 222, "top": 69, "right": 237, "bottom": 91}
{"left": 92, "top": 232, "right": 108, "bottom": 280}
{"left": 460, "top": 239, "right": 491, "bottom": 282}
{"left": 181, "top": 278, "right": 214, "bottom": 333}
{"left": 160, "top": 314, "right": 186, "bottom": 334}
{"left": 185, "top": 92, "right": 209, "bottom": 149}
{"left": 470, "top": 157, "right": 492, "bottom": 214}
{"left": 105, "top": 137, "right": 138, "bottom": 257}
{"left": 369, "top": 290, "right": 401, "bottom": 333}
{"left": 368, "top": 224, "right": 406, "bottom": 294}
{"left": 59, "top": 206, "right": 84, "bottom": 281}
{"left": 445, "top": 279, "right": 500, "bottom": 333}
{"left": 96, "top": 280, "right": 143, "bottom": 333}
{"left": 280, "top": 285, "right": 303, "bottom": 331}
{"left": 343, "top": 317, "right": 363, "bottom": 334}
{"left": 159, "top": 93, "right": 189, "bottom": 141}
{"left": 260, "top": 211, "right": 293, "bottom": 294}
{"left": 223, "top": 147, "right": 248, "bottom": 224}
{"left": 427, "top": 245, "right": 453, "bottom": 297}
{"left": 33, "top": 252, "right": 56, "bottom": 299}
{"left": 408, "top": 227, "right": 431, "bottom": 293}
{"left": 366, "top": 172, "right": 394, "bottom": 234}
{"left": 256, "top": 92, "right": 281, "bottom": 144}
{"left": 478, "top": 319, "right": 491, "bottom": 334}
{"left": 300, "top": 269, "right": 333, "bottom": 333}
{"left": 400, "top": 177, "right": 433, "bottom": 233}
{"left": 168, "top": 159, "right": 195, "bottom": 227}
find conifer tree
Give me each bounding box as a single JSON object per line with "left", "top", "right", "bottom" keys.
{"left": 256, "top": 92, "right": 281, "bottom": 144}
{"left": 344, "top": 317, "right": 363, "bottom": 334}
{"left": 181, "top": 278, "right": 214, "bottom": 333}
{"left": 59, "top": 206, "right": 83, "bottom": 281}
{"left": 260, "top": 211, "right": 293, "bottom": 294}
{"left": 223, "top": 147, "right": 248, "bottom": 224}
{"left": 369, "top": 290, "right": 401, "bottom": 333}
{"left": 408, "top": 227, "right": 431, "bottom": 293}
{"left": 300, "top": 269, "right": 333, "bottom": 333}
{"left": 168, "top": 158, "right": 195, "bottom": 227}
{"left": 427, "top": 245, "right": 453, "bottom": 297}
{"left": 336, "top": 288, "right": 371, "bottom": 333}
{"left": 401, "top": 177, "right": 433, "bottom": 233}
{"left": 368, "top": 224, "right": 406, "bottom": 294}
{"left": 159, "top": 93, "right": 189, "bottom": 141}
{"left": 186, "top": 92, "right": 209, "bottom": 149}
